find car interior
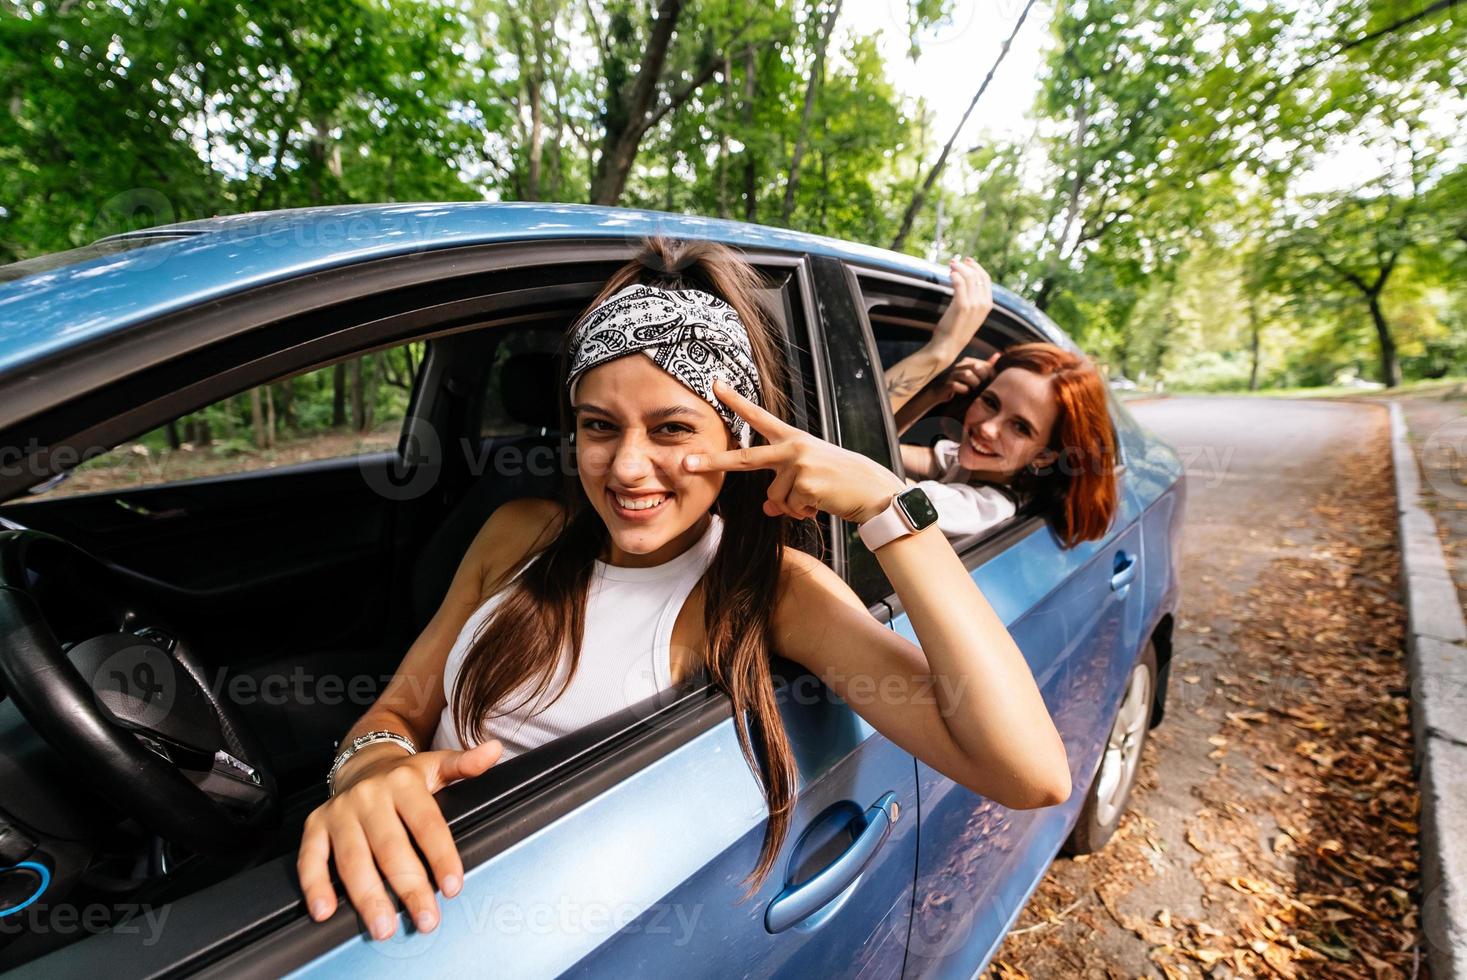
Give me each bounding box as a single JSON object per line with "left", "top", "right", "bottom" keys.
{"left": 0, "top": 257, "right": 828, "bottom": 968}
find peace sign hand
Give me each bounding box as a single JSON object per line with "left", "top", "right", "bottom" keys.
{"left": 684, "top": 379, "right": 906, "bottom": 525}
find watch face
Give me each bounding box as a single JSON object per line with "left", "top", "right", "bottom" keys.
{"left": 896, "top": 486, "right": 939, "bottom": 531}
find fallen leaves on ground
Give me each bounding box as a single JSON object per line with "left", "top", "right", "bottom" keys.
{"left": 986, "top": 413, "right": 1425, "bottom": 978}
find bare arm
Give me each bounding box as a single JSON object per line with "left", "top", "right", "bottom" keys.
{"left": 330, "top": 497, "right": 565, "bottom": 782}
{"left": 689, "top": 380, "right": 1070, "bottom": 810}
{"left": 882, "top": 257, "right": 993, "bottom": 414}
{"left": 775, "top": 538, "right": 1069, "bottom": 810}
{"left": 297, "top": 496, "right": 564, "bottom": 940}
{"left": 899, "top": 442, "right": 940, "bottom": 481}
{"left": 893, "top": 384, "right": 951, "bottom": 435}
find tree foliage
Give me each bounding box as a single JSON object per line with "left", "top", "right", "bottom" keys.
{"left": 1, "top": 0, "right": 1462, "bottom": 388}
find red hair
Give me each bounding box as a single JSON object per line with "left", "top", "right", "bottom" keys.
{"left": 983, "top": 342, "right": 1118, "bottom": 547}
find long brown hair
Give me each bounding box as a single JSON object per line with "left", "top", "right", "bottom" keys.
{"left": 972, "top": 342, "right": 1119, "bottom": 547}
{"left": 450, "top": 237, "right": 799, "bottom": 898}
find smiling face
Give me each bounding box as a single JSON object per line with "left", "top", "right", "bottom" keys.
{"left": 572, "top": 353, "right": 735, "bottom": 567}
{"left": 957, "top": 367, "right": 1061, "bottom": 481}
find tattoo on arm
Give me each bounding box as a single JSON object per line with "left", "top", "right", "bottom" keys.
{"left": 885, "top": 365, "right": 927, "bottom": 400}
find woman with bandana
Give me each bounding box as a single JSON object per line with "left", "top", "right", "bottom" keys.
{"left": 295, "top": 238, "right": 1072, "bottom": 941}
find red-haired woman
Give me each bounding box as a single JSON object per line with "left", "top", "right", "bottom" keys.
{"left": 891, "top": 341, "right": 1120, "bottom": 548}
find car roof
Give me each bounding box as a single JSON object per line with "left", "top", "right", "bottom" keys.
{"left": 0, "top": 202, "right": 1067, "bottom": 378}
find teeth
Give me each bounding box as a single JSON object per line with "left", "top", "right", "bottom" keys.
{"left": 968, "top": 436, "right": 996, "bottom": 457}
{"left": 615, "top": 493, "right": 667, "bottom": 511}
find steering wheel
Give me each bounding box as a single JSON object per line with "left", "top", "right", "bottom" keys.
{"left": 0, "top": 529, "right": 279, "bottom": 855}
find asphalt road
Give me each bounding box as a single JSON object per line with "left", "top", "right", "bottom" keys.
{"left": 986, "top": 395, "right": 1410, "bottom": 977}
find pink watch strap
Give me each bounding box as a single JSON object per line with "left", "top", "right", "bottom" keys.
{"left": 857, "top": 494, "right": 912, "bottom": 552}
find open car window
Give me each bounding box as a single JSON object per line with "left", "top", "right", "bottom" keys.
{"left": 850, "top": 269, "right": 1050, "bottom": 552}
{"left": 17, "top": 344, "right": 425, "bottom": 501}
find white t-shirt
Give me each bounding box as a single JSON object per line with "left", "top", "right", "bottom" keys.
{"left": 913, "top": 438, "right": 1018, "bottom": 539}
{"left": 430, "top": 514, "right": 723, "bottom": 762}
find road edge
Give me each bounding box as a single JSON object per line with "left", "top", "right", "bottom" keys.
{"left": 1390, "top": 400, "right": 1467, "bottom": 979}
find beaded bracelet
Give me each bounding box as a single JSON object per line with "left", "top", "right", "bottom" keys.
{"left": 327, "top": 730, "right": 418, "bottom": 798}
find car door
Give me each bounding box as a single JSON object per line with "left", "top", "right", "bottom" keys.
{"left": 266, "top": 253, "right": 919, "bottom": 977}
{"left": 830, "top": 259, "right": 1146, "bottom": 977}
{"left": 2, "top": 241, "right": 918, "bottom": 980}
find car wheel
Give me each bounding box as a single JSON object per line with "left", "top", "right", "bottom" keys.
{"left": 1062, "top": 639, "right": 1157, "bottom": 855}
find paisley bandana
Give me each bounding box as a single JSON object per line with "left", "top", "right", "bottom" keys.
{"left": 566, "top": 283, "right": 765, "bottom": 448}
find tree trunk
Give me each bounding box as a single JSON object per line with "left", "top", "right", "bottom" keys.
{"left": 308, "top": 115, "right": 330, "bottom": 205}
{"left": 527, "top": 76, "right": 544, "bottom": 200}
{"left": 351, "top": 358, "right": 367, "bottom": 432}
{"left": 742, "top": 47, "right": 757, "bottom": 222}
{"left": 1247, "top": 299, "right": 1262, "bottom": 391}
{"left": 279, "top": 377, "right": 295, "bottom": 430}
{"left": 589, "top": 0, "right": 685, "bottom": 205}
{"left": 249, "top": 388, "right": 267, "bottom": 450}
{"left": 780, "top": 0, "right": 842, "bottom": 224}
{"left": 264, "top": 384, "right": 276, "bottom": 448}
{"left": 717, "top": 56, "right": 732, "bottom": 218}
{"left": 889, "top": 0, "right": 1038, "bottom": 251}
{"left": 165, "top": 420, "right": 181, "bottom": 451}
{"left": 1032, "top": 101, "right": 1090, "bottom": 314}
{"left": 1368, "top": 293, "right": 1401, "bottom": 387}
{"left": 333, "top": 362, "right": 347, "bottom": 427}
{"left": 1032, "top": 276, "right": 1055, "bottom": 313}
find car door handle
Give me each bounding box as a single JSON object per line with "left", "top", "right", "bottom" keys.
{"left": 764, "top": 791, "right": 899, "bottom": 934}
{"left": 113, "top": 498, "right": 188, "bottom": 521}
{"left": 1110, "top": 551, "right": 1138, "bottom": 593}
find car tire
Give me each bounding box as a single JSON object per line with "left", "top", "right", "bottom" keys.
{"left": 1062, "top": 639, "right": 1158, "bottom": 856}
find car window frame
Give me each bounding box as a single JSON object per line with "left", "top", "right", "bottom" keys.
{"left": 5, "top": 240, "right": 841, "bottom": 976}
{"left": 836, "top": 260, "right": 1115, "bottom": 596}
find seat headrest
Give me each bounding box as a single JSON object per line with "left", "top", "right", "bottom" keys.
{"left": 500, "top": 352, "right": 561, "bottom": 430}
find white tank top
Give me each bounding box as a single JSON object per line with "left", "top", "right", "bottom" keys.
{"left": 429, "top": 513, "right": 723, "bottom": 761}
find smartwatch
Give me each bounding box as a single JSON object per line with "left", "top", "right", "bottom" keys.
{"left": 858, "top": 486, "right": 940, "bottom": 552}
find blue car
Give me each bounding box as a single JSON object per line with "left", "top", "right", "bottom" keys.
{"left": 0, "top": 204, "right": 1185, "bottom": 977}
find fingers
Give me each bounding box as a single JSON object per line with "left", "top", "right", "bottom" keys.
{"left": 763, "top": 466, "right": 798, "bottom": 518}
{"left": 362, "top": 800, "right": 440, "bottom": 935}
{"left": 432, "top": 739, "right": 503, "bottom": 789}
{"left": 684, "top": 442, "right": 789, "bottom": 474}
{"left": 398, "top": 791, "right": 466, "bottom": 900}
{"left": 298, "top": 813, "right": 338, "bottom": 923}
{"left": 331, "top": 819, "right": 402, "bottom": 941}
{"left": 710, "top": 379, "right": 789, "bottom": 442}
{"left": 948, "top": 257, "right": 969, "bottom": 308}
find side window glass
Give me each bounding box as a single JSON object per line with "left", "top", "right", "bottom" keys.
{"left": 23, "top": 343, "right": 425, "bottom": 500}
